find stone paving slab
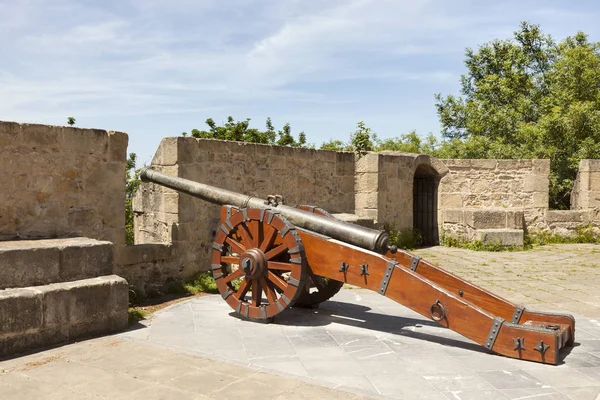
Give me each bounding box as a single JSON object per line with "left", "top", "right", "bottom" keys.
{"left": 0, "top": 334, "right": 370, "bottom": 400}
{"left": 413, "top": 244, "right": 600, "bottom": 318}
{"left": 119, "top": 287, "right": 600, "bottom": 400}
{"left": 1, "top": 244, "right": 600, "bottom": 400}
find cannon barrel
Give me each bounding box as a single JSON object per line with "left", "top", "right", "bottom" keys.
{"left": 140, "top": 167, "right": 392, "bottom": 253}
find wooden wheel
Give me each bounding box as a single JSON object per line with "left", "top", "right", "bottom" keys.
{"left": 212, "top": 207, "right": 307, "bottom": 320}
{"left": 293, "top": 205, "right": 345, "bottom": 307}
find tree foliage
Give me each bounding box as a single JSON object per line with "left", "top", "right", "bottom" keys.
{"left": 320, "top": 121, "right": 375, "bottom": 157}
{"left": 182, "top": 116, "right": 308, "bottom": 147}
{"left": 125, "top": 153, "right": 141, "bottom": 245}
{"left": 435, "top": 22, "right": 600, "bottom": 209}
{"left": 67, "top": 117, "right": 76, "bottom": 126}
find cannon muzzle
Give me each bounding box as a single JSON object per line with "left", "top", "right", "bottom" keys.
{"left": 140, "top": 167, "right": 392, "bottom": 253}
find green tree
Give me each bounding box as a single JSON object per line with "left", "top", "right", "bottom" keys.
{"left": 125, "top": 153, "right": 141, "bottom": 245}
{"left": 350, "top": 121, "right": 373, "bottom": 158}
{"left": 182, "top": 116, "right": 306, "bottom": 146}
{"left": 67, "top": 117, "right": 76, "bottom": 126}
{"left": 435, "top": 22, "right": 600, "bottom": 209}
{"left": 320, "top": 121, "right": 375, "bottom": 156}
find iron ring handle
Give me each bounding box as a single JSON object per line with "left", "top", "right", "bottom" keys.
{"left": 430, "top": 300, "right": 446, "bottom": 322}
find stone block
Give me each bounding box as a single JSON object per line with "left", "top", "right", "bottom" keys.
{"left": 468, "top": 209, "right": 508, "bottom": 229}
{"left": 470, "top": 159, "right": 497, "bottom": 169}
{"left": 107, "top": 131, "right": 128, "bottom": 162}
{"left": 506, "top": 210, "right": 525, "bottom": 229}
{"left": 116, "top": 243, "right": 174, "bottom": 266}
{"left": 355, "top": 172, "right": 379, "bottom": 193}
{"left": 0, "top": 275, "right": 128, "bottom": 357}
{"left": 0, "top": 287, "right": 42, "bottom": 335}
{"left": 439, "top": 193, "right": 463, "bottom": 208}
{"left": 356, "top": 208, "right": 378, "bottom": 221}
{"left": 60, "top": 127, "right": 108, "bottom": 156}
{"left": 475, "top": 229, "right": 524, "bottom": 247}
{"left": 152, "top": 137, "right": 179, "bottom": 165}
{"left": 331, "top": 213, "right": 375, "bottom": 228}
{"left": 532, "top": 159, "right": 550, "bottom": 174}
{"left": 496, "top": 159, "right": 533, "bottom": 170}
{"left": 355, "top": 153, "right": 379, "bottom": 173}
{"left": 523, "top": 175, "right": 549, "bottom": 192}
{"left": 545, "top": 210, "right": 591, "bottom": 223}
{"left": 589, "top": 174, "right": 600, "bottom": 192}
{"left": 532, "top": 192, "right": 549, "bottom": 208}
{"left": 355, "top": 192, "right": 378, "bottom": 210}
{"left": 58, "top": 238, "right": 114, "bottom": 282}
{"left": 441, "top": 209, "right": 465, "bottom": 224}
{"left": 444, "top": 159, "right": 471, "bottom": 169}
{"left": 579, "top": 159, "right": 600, "bottom": 173}
{"left": 20, "top": 123, "right": 61, "bottom": 148}
{"left": 0, "top": 242, "right": 60, "bottom": 289}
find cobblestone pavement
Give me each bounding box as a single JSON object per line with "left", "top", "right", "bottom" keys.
{"left": 414, "top": 244, "right": 600, "bottom": 318}
{"left": 1, "top": 244, "right": 599, "bottom": 400}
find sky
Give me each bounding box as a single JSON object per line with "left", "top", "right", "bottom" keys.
{"left": 1, "top": 0, "right": 599, "bottom": 164}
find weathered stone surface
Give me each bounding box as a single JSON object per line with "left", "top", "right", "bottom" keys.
{"left": 0, "top": 121, "right": 126, "bottom": 246}
{"left": 523, "top": 175, "right": 549, "bottom": 192}
{"left": 0, "top": 275, "right": 128, "bottom": 357}
{"left": 60, "top": 241, "right": 113, "bottom": 281}
{"left": 475, "top": 229, "right": 524, "bottom": 246}
{"left": 0, "top": 288, "right": 42, "bottom": 335}
{"left": 0, "top": 238, "right": 114, "bottom": 289}
{"left": 546, "top": 210, "right": 590, "bottom": 223}
{"left": 331, "top": 213, "right": 375, "bottom": 228}
{"left": 442, "top": 209, "right": 465, "bottom": 224}
{"left": 468, "top": 209, "right": 508, "bottom": 229}
{"left": 0, "top": 244, "right": 60, "bottom": 290}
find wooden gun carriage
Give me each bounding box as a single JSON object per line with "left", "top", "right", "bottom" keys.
{"left": 140, "top": 167, "right": 575, "bottom": 365}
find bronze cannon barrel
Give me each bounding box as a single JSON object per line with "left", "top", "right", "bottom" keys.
{"left": 140, "top": 167, "right": 392, "bottom": 253}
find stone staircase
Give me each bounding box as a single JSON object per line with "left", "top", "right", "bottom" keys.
{"left": 0, "top": 238, "right": 128, "bottom": 358}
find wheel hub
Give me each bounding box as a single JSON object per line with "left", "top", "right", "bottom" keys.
{"left": 239, "top": 248, "right": 267, "bottom": 279}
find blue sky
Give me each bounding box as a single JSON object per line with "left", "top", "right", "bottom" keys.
{"left": 1, "top": 0, "right": 599, "bottom": 163}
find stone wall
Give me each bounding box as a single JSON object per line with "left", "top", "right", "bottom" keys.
{"left": 134, "top": 137, "right": 356, "bottom": 278}
{"left": 355, "top": 152, "right": 447, "bottom": 230}
{"left": 571, "top": 160, "right": 600, "bottom": 210}
{"left": 0, "top": 121, "right": 128, "bottom": 246}
{"left": 439, "top": 159, "right": 550, "bottom": 231}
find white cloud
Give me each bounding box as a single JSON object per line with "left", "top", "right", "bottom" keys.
{"left": 1, "top": 0, "right": 599, "bottom": 157}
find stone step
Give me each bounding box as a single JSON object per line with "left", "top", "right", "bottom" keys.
{"left": 0, "top": 275, "right": 128, "bottom": 358}
{"left": 475, "top": 229, "right": 524, "bottom": 247}
{"left": 0, "top": 237, "right": 113, "bottom": 290}
{"left": 332, "top": 213, "right": 375, "bottom": 228}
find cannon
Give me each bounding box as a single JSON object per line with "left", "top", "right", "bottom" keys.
{"left": 141, "top": 167, "right": 575, "bottom": 365}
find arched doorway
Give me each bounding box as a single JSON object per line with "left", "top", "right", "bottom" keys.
{"left": 413, "top": 164, "right": 440, "bottom": 246}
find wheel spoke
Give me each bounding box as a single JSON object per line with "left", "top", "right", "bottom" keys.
{"left": 236, "top": 278, "right": 250, "bottom": 299}
{"left": 251, "top": 221, "right": 260, "bottom": 248}
{"left": 226, "top": 237, "right": 246, "bottom": 254}
{"left": 260, "top": 276, "right": 277, "bottom": 304}
{"left": 238, "top": 224, "right": 253, "bottom": 247}
{"left": 267, "top": 271, "right": 288, "bottom": 291}
{"left": 221, "top": 256, "right": 239, "bottom": 264}
{"left": 223, "top": 268, "right": 243, "bottom": 284}
{"left": 252, "top": 279, "right": 262, "bottom": 307}
{"left": 259, "top": 226, "right": 276, "bottom": 252}
{"left": 265, "top": 243, "right": 288, "bottom": 260}
{"left": 267, "top": 261, "right": 294, "bottom": 271}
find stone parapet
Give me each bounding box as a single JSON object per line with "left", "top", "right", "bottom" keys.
{"left": 115, "top": 243, "right": 181, "bottom": 295}
{"left": 0, "top": 121, "right": 127, "bottom": 247}
{"left": 0, "top": 275, "right": 128, "bottom": 358}
{"left": 0, "top": 238, "right": 113, "bottom": 290}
